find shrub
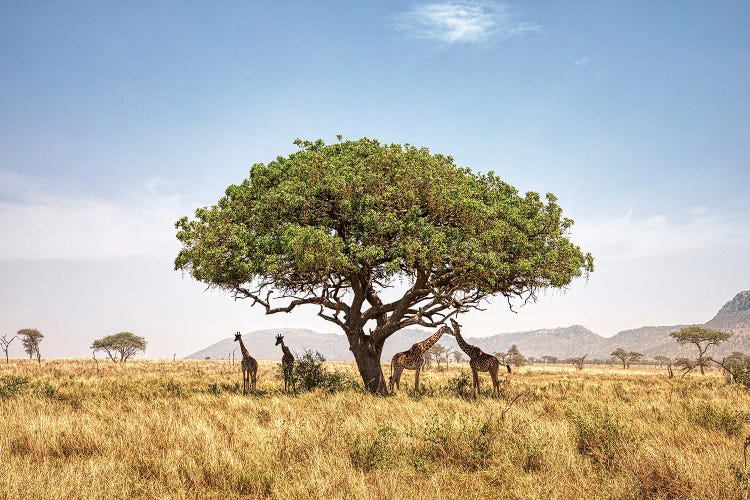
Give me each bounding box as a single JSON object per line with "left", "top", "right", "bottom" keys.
{"left": 0, "top": 375, "right": 28, "bottom": 398}
{"left": 349, "top": 424, "right": 399, "bottom": 471}
{"left": 444, "top": 370, "right": 474, "bottom": 399}
{"left": 278, "top": 350, "right": 359, "bottom": 393}
{"left": 685, "top": 402, "right": 748, "bottom": 437}
{"left": 567, "top": 405, "right": 626, "bottom": 467}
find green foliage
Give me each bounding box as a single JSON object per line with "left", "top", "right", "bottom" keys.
{"left": 444, "top": 370, "right": 474, "bottom": 399}
{"left": 670, "top": 326, "right": 731, "bottom": 353}
{"left": 276, "top": 350, "right": 357, "bottom": 393}
{"left": 349, "top": 424, "right": 399, "bottom": 471}
{"left": 730, "top": 358, "right": 750, "bottom": 388}
{"left": 91, "top": 332, "right": 147, "bottom": 362}
{"left": 685, "top": 402, "right": 748, "bottom": 437}
{"left": 176, "top": 138, "right": 592, "bottom": 293}
{"left": 0, "top": 375, "right": 28, "bottom": 398}
{"left": 17, "top": 328, "right": 43, "bottom": 361}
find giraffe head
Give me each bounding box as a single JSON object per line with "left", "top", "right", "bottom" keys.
{"left": 449, "top": 318, "right": 461, "bottom": 335}
{"left": 234, "top": 331, "right": 242, "bottom": 342}
{"left": 275, "top": 334, "right": 284, "bottom": 346}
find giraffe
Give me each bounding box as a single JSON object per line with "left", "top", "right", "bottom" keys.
{"left": 234, "top": 332, "right": 258, "bottom": 394}
{"left": 275, "top": 334, "right": 295, "bottom": 393}
{"left": 389, "top": 325, "right": 452, "bottom": 393}
{"left": 449, "top": 318, "right": 510, "bottom": 397}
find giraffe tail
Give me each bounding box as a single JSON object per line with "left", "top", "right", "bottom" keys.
{"left": 388, "top": 359, "right": 394, "bottom": 391}
{"left": 506, "top": 364, "right": 512, "bottom": 374}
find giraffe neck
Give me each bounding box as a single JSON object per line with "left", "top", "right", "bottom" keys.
{"left": 414, "top": 327, "right": 448, "bottom": 355}
{"left": 237, "top": 338, "right": 250, "bottom": 359}
{"left": 280, "top": 341, "right": 292, "bottom": 357}
{"left": 454, "top": 329, "right": 481, "bottom": 359}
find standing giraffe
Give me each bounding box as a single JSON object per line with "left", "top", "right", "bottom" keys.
{"left": 234, "top": 332, "right": 258, "bottom": 394}
{"left": 389, "top": 325, "right": 452, "bottom": 393}
{"left": 449, "top": 319, "right": 510, "bottom": 397}
{"left": 275, "top": 334, "right": 295, "bottom": 393}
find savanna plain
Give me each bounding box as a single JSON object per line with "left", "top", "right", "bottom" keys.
{"left": 2, "top": 359, "right": 750, "bottom": 499}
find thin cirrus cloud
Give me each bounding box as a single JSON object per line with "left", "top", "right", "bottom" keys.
{"left": 395, "top": 1, "right": 541, "bottom": 44}
{"left": 573, "top": 209, "right": 750, "bottom": 262}
{"left": 0, "top": 170, "right": 186, "bottom": 260}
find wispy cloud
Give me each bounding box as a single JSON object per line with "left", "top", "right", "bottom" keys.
{"left": 574, "top": 209, "right": 750, "bottom": 261}
{"left": 574, "top": 56, "right": 590, "bottom": 66}
{"left": 395, "top": 1, "right": 541, "bottom": 45}
{"left": 0, "top": 170, "right": 186, "bottom": 260}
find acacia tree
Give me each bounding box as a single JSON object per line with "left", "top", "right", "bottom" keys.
{"left": 610, "top": 348, "right": 643, "bottom": 369}
{"left": 91, "top": 332, "right": 147, "bottom": 362}
{"left": 506, "top": 344, "right": 526, "bottom": 367}
{"left": 452, "top": 351, "right": 464, "bottom": 364}
{"left": 17, "top": 328, "right": 43, "bottom": 364}
{"left": 175, "top": 138, "right": 593, "bottom": 394}
{"left": 567, "top": 355, "right": 587, "bottom": 370}
{"left": 654, "top": 355, "right": 671, "bottom": 368}
{"left": 542, "top": 355, "right": 559, "bottom": 364}
{"left": 669, "top": 326, "right": 731, "bottom": 375}
{"left": 1, "top": 335, "right": 14, "bottom": 363}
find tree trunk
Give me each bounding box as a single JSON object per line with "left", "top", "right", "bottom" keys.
{"left": 348, "top": 332, "right": 387, "bottom": 395}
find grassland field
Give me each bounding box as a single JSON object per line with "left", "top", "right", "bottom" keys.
{"left": 2, "top": 359, "right": 750, "bottom": 499}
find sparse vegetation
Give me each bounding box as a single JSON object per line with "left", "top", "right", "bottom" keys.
{"left": 1, "top": 359, "right": 748, "bottom": 497}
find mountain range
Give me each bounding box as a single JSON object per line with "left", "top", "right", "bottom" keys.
{"left": 186, "top": 290, "right": 750, "bottom": 362}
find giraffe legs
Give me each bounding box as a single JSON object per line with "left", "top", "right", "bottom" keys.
{"left": 414, "top": 365, "right": 421, "bottom": 394}
{"left": 250, "top": 365, "right": 257, "bottom": 392}
{"left": 489, "top": 365, "right": 500, "bottom": 397}
{"left": 471, "top": 367, "right": 480, "bottom": 396}
{"left": 391, "top": 365, "right": 404, "bottom": 392}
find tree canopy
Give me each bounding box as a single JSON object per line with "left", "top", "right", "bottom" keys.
{"left": 670, "top": 326, "right": 731, "bottom": 375}
{"left": 175, "top": 137, "right": 594, "bottom": 393}
{"left": 91, "top": 332, "right": 147, "bottom": 362}
{"left": 17, "top": 328, "right": 43, "bottom": 363}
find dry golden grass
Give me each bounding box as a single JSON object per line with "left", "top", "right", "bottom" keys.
{"left": 2, "top": 359, "right": 750, "bottom": 499}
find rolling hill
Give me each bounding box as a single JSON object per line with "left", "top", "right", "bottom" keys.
{"left": 186, "top": 290, "right": 750, "bottom": 362}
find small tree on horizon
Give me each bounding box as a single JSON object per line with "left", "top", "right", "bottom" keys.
{"left": 91, "top": 332, "right": 147, "bottom": 362}
{"left": 174, "top": 138, "right": 593, "bottom": 394}
{"left": 566, "top": 354, "right": 587, "bottom": 370}
{"left": 542, "top": 355, "right": 559, "bottom": 364}
{"left": 670, "top": 326, "right": 731, "bottom": 375}
{"left": 17, "top": 328, "right": 43, "bottom": 364}
{"left": 610, "top": 348, "right": 643, "bottom": 369}
{"left": 654, "top": 355, "right": 671, "bottom": 368}
{"left": 452, "top": 351, "right": 464, "bottom": 364}
{"left": 1, "top": 335, "right": 15, "bottom": 363}
{"left": 507, "top": 344, "right": 527, "bottom": 367}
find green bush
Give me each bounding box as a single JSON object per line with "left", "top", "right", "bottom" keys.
{"left": 686, "top": 402, "right": 748, "bottom": 437}
{"left": 0, "top": 375, "right": 28, "bottom": 399}
{"left": 444, "top": 370, "right": 473, "bottom": 399}
{"left": 276, "top": 350, "right": 359, "bottom": 393}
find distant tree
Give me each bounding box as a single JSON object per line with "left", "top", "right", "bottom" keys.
{"left": 494, "top": 351, "right": 509, "bottom": 364}
{"left": 452, "top": 351, "right": 465, "bottom": 364}
{"left": 541, "top": 355, "right": 559, "bottom": 364}
{"left": 674, "top": 356, "right": 700, "bottom": 377}
{"left": 566, "top": 354, "right": 587, "bottom": 370}
{"left": 17, "top": 328, "right": 43, "bottom": 364}
{"left": 1, "top": 335, "right": 15, "bottom": 363}
{"left": 611, "top": 348, "right": 643, "bottom": 369}
{"left": 425, "top": 344, "right": 449, "bottom": 368}
{"left": 654, "top": 355, "right": 671, "bottom": 368}
{"left": 507, "top": 344, "right": 527, "bottom": 367}
{"left": 670, "top": 326, "right": 732, "bottom": 375}
{"left": 91, "top": 332, "right": 147, "bottom": 362}
{"left": 711, "top": 351, "right": 750, "bottom": 383}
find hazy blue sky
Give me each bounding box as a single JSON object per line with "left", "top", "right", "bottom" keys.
{"left": 1, "top": 1, "right": 749, "bottom": 358}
